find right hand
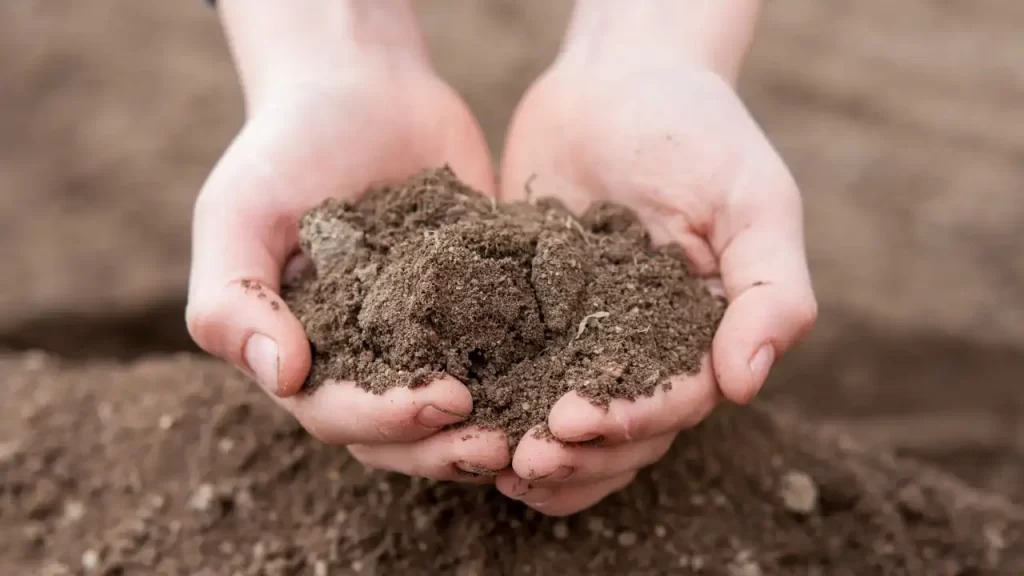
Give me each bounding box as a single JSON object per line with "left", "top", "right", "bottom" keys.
{"left": 186, "top": 9, "right": 509, "bottom": 481}
{"left": 494, "top": 0, "right": 816, "bottom": 514}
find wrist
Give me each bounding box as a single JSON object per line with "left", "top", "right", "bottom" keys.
{"left": 219, "top": 0, "right": 432, "bottom": 108}
{"left": 561, "top": 0, "right": 761, "bottom": 84}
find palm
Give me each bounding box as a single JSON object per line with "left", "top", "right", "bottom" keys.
{"left": 503, "top": 65, "right": 788, "bottom": 274}
{"left": 495, "top": 62, "right": 814, "bottom": 516}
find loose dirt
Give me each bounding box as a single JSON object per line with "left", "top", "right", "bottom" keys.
{"left": 1, "top": 353, "right": 1021, "bottom": 576}
{"left": 284, "top": 167, "right": 725, "bottom": 446}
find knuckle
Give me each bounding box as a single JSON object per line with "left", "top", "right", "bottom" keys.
{"left": 184, "top": 297, "right": 223, "bottom": 352}
{"left": 790, "top": 294, "right": 819, "bottom": 334}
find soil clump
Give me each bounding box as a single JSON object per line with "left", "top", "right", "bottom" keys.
{"left": 1, "top": 353, "right": 1021, "bottom": 575}
{"left": 284, "top": 167, "right": 725, "bottom": 446}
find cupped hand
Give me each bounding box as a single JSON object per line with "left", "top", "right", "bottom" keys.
{"left": 186, "top": 56, "right": 509, "bottom": 482}
{"left": 496, "top": 38, "right": 817, "bottom": 514}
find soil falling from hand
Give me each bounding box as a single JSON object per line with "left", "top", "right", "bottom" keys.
{"left": 283, "top": 167, "right": 725, "bottom": 447}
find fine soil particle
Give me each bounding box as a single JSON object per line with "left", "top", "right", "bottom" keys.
{"left": 1, "top": 353, "right": 1022, "bottom": 576}
{"left": 283, "top": 166, "right": 725, "bottom": 446}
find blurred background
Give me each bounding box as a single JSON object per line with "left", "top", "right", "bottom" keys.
{"left": 1, "top": 1, "right": 1021, "bottom": 499}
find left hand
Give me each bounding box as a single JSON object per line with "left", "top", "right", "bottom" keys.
{"left": 494, "top": 2, "right": 817, "bottom": 516}
{"left": 187, "top": 0, "right": 508, "bottom": 484}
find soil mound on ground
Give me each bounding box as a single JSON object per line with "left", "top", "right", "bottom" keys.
{"left": 284, "top": 167, "right": 725, "bottom": 446}
{"left": 1, "top": 354, "right": 1020, "bottom": 575}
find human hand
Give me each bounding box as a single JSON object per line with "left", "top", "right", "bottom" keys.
{"left": 186, "top": 0, "right": 508, "bottom": 482}
{"left": 495, "top": 0, "right": 817, "bottom": 515}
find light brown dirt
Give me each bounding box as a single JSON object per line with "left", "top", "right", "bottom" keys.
{"left": 743, "top": 0, "right": 1024, "bottom": 347}
{"left": 0, "top": 2, "right": 241, "bottom": 335}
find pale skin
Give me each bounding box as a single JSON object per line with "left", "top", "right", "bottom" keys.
{"left": 187, "top": 0, "right": 817, "bottom": 516}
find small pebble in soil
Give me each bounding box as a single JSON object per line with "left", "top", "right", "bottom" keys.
{"left": 617, "top": 531, "right": 638, "bottom": 547}
{"left": 62, "top": 499, "right": 85, "bottom": 524}
{"left": 728, "top": 558, "right": 763, "bottom": 576}
{"left": 729, "top": 550, "right": 763, "bottom": 576}
{"left": 81, "top": 549, "right": 100, "bottom": 572}
{"left": 188, "top": 483, "right": 216, "bottom": 513}
{"left": 780, "top": 469, "right": 819, "bottom": 515}
{"left": 218, "top": 437, "right": 235, "bottom": 453}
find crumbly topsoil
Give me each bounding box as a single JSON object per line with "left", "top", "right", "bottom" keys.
{"left": 283, "top": 167, "right": 725, "bottom": 445}
{"left": 2, "top": 353, "right": 1021, "bottom": 576}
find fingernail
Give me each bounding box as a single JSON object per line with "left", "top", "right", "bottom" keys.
{"left": 454, "top": 461, "right": 499, "bottom": 477}
{"left": 542, "top": 466, "right": 575, "bottom": 482}
{"left": 749, "top": 344, "right": 775, "bottom": 386}
{"left": 244, "top": 333, "right": 280, "bottom": 396}
{"left": 417, "top": 405, "right": 467, "bottom": 428}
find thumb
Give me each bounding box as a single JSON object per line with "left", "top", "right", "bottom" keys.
{"left": 709, "top": 154, "right": 817, "bottom": 404}
{"left": 185, "top": 143, "right": 312, "bottom": 398}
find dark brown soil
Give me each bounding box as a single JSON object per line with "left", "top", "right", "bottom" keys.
{"left": 0, "top": 297, "right": 198, "bottom": 360}
{"left": 284, "top": 167, "right": 724, "bottom": 446}
{"left": 2, "top": 353, "right": 1021, "bottom": 576}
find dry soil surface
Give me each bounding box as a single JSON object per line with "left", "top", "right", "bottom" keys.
{"left": 2, "top": 353, "right": 1022, "bottom": 576}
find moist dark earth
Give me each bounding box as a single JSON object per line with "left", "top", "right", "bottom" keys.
{"left": 283, "top": 167, "right": 723, "bottom": 447}
{"left": 2, "top": 354, "right": 1022, "bottom": 576}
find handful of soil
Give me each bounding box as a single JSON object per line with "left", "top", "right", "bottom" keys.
{"left": 284, "top": 167, "right": 725, "bottom": 447}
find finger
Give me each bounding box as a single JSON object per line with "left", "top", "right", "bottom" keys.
{"left": 546, "top": 356, "right": 720, "bottom": 444}
{"left": 511, "top": 429, "right": 675, "bottom": 485}
{"left": 186, "top": 133, "right": 311, "bottom": 398}
{"left": 708, "top": 145, "right": 817, "bottom": 403}
{"left": 267, "top": 375, "right": 473, "bottom": 445}
{"left": 498, "top": 470, "right": 637, "bottom": 517}
{"left": 348, "top": 427, "right": 509, "bottom": 483}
